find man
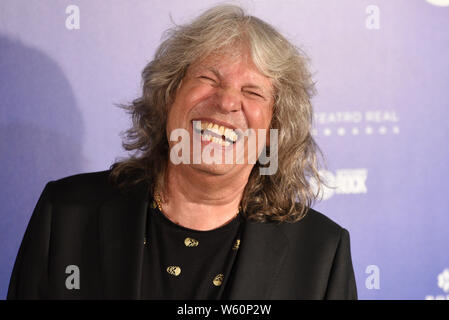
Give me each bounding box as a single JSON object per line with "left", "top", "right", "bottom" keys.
{"left": 8, "top": 5, "right": 357, "bottom": 299}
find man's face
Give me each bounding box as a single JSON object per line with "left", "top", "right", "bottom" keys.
{"left": 166, "top": 46, "right": 274, "bottom": 176}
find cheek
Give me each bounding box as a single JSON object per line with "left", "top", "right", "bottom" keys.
{"left": 166, "top": 89, "right": 192, "bottom": 126}
{"left": 166, "top": 101, "right": 180, "bottom": 129}
{"left": 173, "top": 84, "right": 212, "bottom": 115}
{"left": 245, "top": 103, "right": 273, "bottom": 129}
{"left": 187, "top": 86, "right": 210, "bottom": 104}
{"left": 167, "top": 84, "right": 213, "bottom": 133}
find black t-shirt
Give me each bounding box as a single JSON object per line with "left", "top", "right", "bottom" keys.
{"left": 141, "top": 198, "right": 244, "bottom": 299}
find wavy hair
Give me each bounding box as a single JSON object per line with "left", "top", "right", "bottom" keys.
{"left": 109, "top": 4, "right": 324, "bottom": 222}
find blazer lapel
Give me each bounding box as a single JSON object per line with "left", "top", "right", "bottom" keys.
{"left": 226, "top": 220, "right": 289, "bottom": 299}
{"left": 99, "top": 181, "right": 150, "bottom": 299}
{"left": 98, "top": 178, "right": 289, "bottom": 300}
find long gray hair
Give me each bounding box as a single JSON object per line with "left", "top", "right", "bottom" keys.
{"left": 109, "top": 4, "right": 323, "bottom": 222}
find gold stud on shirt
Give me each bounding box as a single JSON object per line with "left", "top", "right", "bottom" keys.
{"left": 167, "top": 266, "right": 181, "bottom": 276}
{"left": 184, "top": 237, "right": 199, "bottom": 247}
{"left": 213, "top": 274, "right": 224, "bottom": 286}
{"left": 232, "top": 239, "right": 240, "bottom": 250}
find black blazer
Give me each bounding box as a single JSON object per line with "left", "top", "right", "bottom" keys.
{"left": 7, "top": 170, "right": 357, "bottom": 300}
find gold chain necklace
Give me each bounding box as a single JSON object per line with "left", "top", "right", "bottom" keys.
{"left": 153, "top": 192, "right": 241, "bottom": 217}
{"left": 153, "top": 192, "right": 164, "bottom": 212}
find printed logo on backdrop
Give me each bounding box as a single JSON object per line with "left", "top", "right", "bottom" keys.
{"left": 312, "top": 110, "right": 399, "bottom": 137}
{"left": 309, "top": 169, "right": 368, "bottom": 201}
{"left": 425, "top": 268, "right": 449, "bottom": 300}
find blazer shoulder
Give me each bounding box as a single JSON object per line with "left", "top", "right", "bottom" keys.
{"left": 275, "top": 207, "right": 348, "bottom": 245}
{"left": 48, "top": 169, "right": 116, "bottom": 203}
{"left": 303, "top": 208, "right": 345, "bottom": 232}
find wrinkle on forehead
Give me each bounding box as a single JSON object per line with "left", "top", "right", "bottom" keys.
{"left": 188, "top": 45, "right": 274, "bottom": 97}
{"left": 190, "top": 43, "right": 255, "bottom": 75}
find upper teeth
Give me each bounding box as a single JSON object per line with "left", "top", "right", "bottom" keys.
{"left": 193, "top": 121, "right": 238, "bottom": 142}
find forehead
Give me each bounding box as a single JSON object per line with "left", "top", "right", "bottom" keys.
{"left": 192, "top": 47, "right": 246, "bottom": 68}
{"left": 189, "top": 48, "right": 273, "bottom": 88}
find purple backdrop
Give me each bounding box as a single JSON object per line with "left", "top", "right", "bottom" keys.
{"left": 1, "top": 0, "right": 448, "bottom": 299}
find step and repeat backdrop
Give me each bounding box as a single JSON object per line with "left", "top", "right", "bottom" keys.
{"left": 1, "top": 0, "right": 448, "bottom": 299}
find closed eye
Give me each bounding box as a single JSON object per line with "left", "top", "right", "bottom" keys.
{"left": 199, "top": 76, "right": 217, "bottom": 83}
{"left": 246, "top": 91, "right": 265, "bottom": 99}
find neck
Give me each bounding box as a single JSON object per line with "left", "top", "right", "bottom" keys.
{"left": 156, "top": 163, "right": 252, "bottom": 231}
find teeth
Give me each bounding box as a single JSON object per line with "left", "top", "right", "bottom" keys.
{"left": 224, "top": 128, "right": 237, "bottom": 141}
{"left": 200, "top": 134, "right": 230, "bottom": 147}
{"left": 194, "top": 120, "right": 238, "bottom": 143}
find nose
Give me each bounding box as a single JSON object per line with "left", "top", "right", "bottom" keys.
{"left": 216, "top": 87, "right": 242, "bottom": 113}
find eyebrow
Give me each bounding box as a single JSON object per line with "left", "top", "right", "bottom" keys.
{"left": 207, "top": 67, "right": 221, "bottom": 79}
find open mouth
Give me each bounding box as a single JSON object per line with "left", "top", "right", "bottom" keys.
{"left": 192, "top": 120, "right": 238, "bottom": 147}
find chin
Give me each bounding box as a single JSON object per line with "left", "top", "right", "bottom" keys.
{"left": 189, "top": 162, "right": 237, "bottom": 176}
